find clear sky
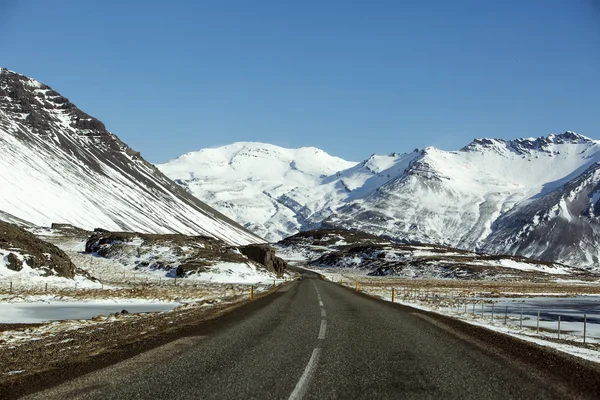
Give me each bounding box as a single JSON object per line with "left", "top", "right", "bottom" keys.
{"left": 1, "top": 0, "right": 598, "bottom": 163}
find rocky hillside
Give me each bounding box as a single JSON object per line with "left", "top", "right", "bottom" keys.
{"left": 84, "top": 230, "right": 285, "bottom": 283}
{"left": 163, "top": 132, "right": 600, "bottom": 268}
{"left": 0, "top": 221, "right": 90, "bottom": 281}
{"left": 277, "top": 229, "right": 595, "bottom": 281}
{"left": 0, "top": 68, "right": 262, "bottom": 245}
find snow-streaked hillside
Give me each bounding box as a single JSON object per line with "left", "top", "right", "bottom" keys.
{"left": 326, "top": 133, "right": 600, "bottom": 261}
{"left": 162, "top": 132, "right": 600, "bottom": 269}
{"left": 157, "top": 142, "right": 358, "bottom": 241}
{"left": 0, "top": 68, "right": 262, "bottom": 245}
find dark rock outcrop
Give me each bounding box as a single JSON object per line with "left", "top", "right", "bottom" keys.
{"left": 0, "top": 221, "right": 76, "bottom": 278}
{"left": 240, "top": 244, "right": 287, "bottom": 278}
{"left": 6, "top": 253, "right": 23, "bottom": 271}
{"left": 84, "top": 230, "right": 250, "bottom": 278}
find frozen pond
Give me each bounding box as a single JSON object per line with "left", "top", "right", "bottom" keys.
{"left": 0, "top": 302, "right": 180, "bottom": 324}
{"left": 456, "top": 296, "right": 600, "bottom": 342}
{"left": 482, "top": 296, "right": 600, "bottom": 324}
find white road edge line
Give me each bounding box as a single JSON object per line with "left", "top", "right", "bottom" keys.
{"left": 288, "top": 348, "right": 322, "bottom": 400}
{"left": 318, "top": 319, "right": 327, "bottom": 339}
{"left": 319, "top": 300, "right": 324, "bottom": 307}
{"left": 321, "top": 309, "right": 326, "bottom": 317}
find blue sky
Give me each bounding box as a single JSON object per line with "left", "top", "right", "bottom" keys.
{"left": 1, "top": 0, "right": 598, "bottom": 163}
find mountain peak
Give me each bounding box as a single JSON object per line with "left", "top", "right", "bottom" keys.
{"left": 0, "top": 68, "right": 106, "bottom": 135}
{"left": 461, "top": 131, "right": 596, "bottom": 155}
{"left": 159, "top": 142, "right": 357, "bottom": 182}
{"left": 550, "top": 131, "right": 593, "bottom": 143}
{"left": 0, "top": 68, "right": 262, "bottom": 245}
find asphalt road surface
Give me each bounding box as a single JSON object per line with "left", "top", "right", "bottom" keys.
{"left": 22, "top": 268, "right": 600, "bottom": 399}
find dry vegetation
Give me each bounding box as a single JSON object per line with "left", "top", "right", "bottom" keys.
{"left": 0, "top": 281, "right": 269, "bottom": 302}
{"left": 336, "top": 276, "right": 600, "bottom": 298}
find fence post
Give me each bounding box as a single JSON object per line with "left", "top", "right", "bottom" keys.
{"left": 45, "top": 283, "right": 48, "bottom": 292}
{"left": 583, "top": 314, "right": 587, "bottom": 344}
{"left": 558, "top": 315, "right": 561, "bottom": 340}
{"left": 392, "top": 288, "right": 395, "bottom": 303}
{"left": 464, "top": 303, "right": 467, "bottom": 314}
{"left": 520, "top": 308, "right": 523, "bottom": 329}
{"left": 174, "top": 277, "right": 177, "bottom": 286}
{"left": 9, "top": 281, "right": 12, "bottom": 293}
{"left": 537, "top": 311, "right": 540, "bottom": 334}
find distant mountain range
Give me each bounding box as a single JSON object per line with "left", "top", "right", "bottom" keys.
{"left": 2, "top": 67, "right": 598, "bottom": 269}
{"left": 0, "top": 68, "right": 261, "bottom": 245}
{"left": 158, "top": 132, "right": 600, "bottom": 268}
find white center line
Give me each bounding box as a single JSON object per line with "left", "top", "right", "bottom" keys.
{"left": 318, "top": 319, "right": 327, "bottom": 339}
{"left": 321, "top": 309, "right": 326, "bottom": 317}
{"left": 288, "top": 348, "right": 322, "bottom": 400}
{"left": 318, "top": 300, "right": 323, "bottom": 307}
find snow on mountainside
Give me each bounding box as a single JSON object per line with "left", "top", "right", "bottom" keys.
{"left": 325, "top": 132, "right": 600, "bottom": 267}
{"left": 163, "top": 132, "right": 600, "bottom": 269}
{"left": 0, "top": 68, "right": 262, "bottom": 245}
{"left": 157, "top": 143, "right": 358, "bottom": 242}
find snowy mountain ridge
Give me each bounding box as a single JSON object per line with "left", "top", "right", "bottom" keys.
{"left": 160, "top": 131, "right": 600, "bottom": 268}
{"left": 156, "top": 142, "right": 358, "bottom": 241}
{"left": 0, "top": 68, "right": 262, "bottom": 245}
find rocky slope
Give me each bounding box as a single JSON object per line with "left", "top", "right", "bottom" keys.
{"left": 0, "top": 68, "right": 262, "bottom": 245}
{"left": 84, "top": 230, "right": 284, "bottom": 283}
{"left": 277, "top": 229, "right": 594, "bottom": 281}
{"left": 162, "top": 132, "right": 600, "bottom": 268}
{"left": 0, "top": 221, "right": 94, "bottom": 282}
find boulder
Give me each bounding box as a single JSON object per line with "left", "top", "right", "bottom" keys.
{"left": 6, "top": 253, "right": 23, "bottom": 272}
{"left": 240, "top": 244, "right": 287, "bottom": 278}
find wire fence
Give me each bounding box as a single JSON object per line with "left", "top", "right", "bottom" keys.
{"left": 341, "top": 281, "right": 600, "bottom": 346}
{"left": 0, "top": 275, "right": 289, "bottom": 294}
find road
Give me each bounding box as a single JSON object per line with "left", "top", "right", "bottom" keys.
{"left": 22, "top": 268, "right": 600, "bottom": 399}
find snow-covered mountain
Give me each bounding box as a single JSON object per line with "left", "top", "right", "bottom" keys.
{"left": 0, "top": 68, "right": 262, "bottom": 245}
{"left": 325, "top": 133, "right": 600, "bottom": 266}
{"left": 160, "top": 132, "right": 600, "bottom": 268}
{"left": 156, "top": 142, "right": 357, "bottom": 241}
